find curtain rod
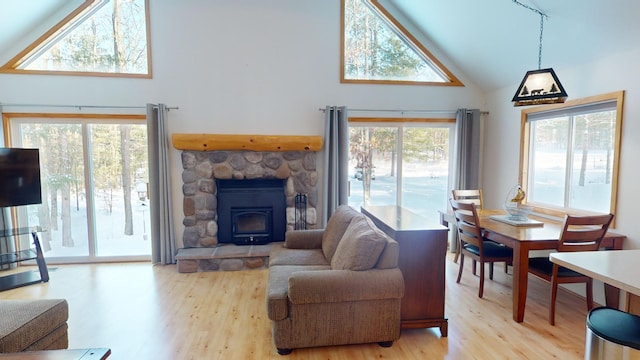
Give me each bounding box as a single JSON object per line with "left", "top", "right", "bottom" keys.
{"left": 318, "top": 108, "right": 488, "bottom": 115}
{"left": 0, "top": 103, "right": 179, "bottom": 110}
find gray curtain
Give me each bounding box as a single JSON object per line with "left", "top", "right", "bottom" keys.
{"left": 147, "top": 103, "right": 176, "bottom": 264}
{"left": 0, "top": 106, "right": 6, "bottom": 232}
{"left": 454, "top": 108, "right": 481, "bottom": 190}
{"left": 322, "top": 106, "right": 349, "bottom": 226}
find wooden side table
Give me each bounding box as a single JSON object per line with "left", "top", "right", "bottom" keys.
{"left": 362, "top": 205, "right": 449, "bottom": 336}
{"left": 0, "top": 348, "right": 111, "bottom": 360}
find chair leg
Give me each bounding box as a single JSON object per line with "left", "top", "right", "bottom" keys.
{"left": 478, "top": 261, "right": 485, "bottom": 298}
{"left": 472, "top": 259, "right": 477, "bottom": 276}
{"left": 586, "top": 279, "right": 594, "bottom": 310}
{"left": 453, "top": 234, "right": 460, "bottom": 264}
{"left": 549, "top": 281, "right": 558, "bottom": 326}
{"left": 456, "top": 254, "right": 464, "bottom": 284}
{"left": 550, "top": 266, "right": 559, "bottom": 326}
{"left": 489, "top": 262, "right": 494, "bottom": 280}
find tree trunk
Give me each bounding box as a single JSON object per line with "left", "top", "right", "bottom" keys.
{"left": 50, "top": 189, "right": 58, "bottom": 231}
{"left": 37, "top": 182, "right": 52, "bottom": 252}
{"left": 120, "top": 125, "right": 134, "bottom": 235}
{"left": 579, "top": 127, "right": 590, "bottom": 187}
{"left": 60, "top": 133, "right": 74, "bottom": 247}
{"left": 61, "top": 183, "right": 73, "bottom": 247}
{"left": 112, "top": 0, "right": 124, "bottom": 71}
{"left": 363, "top": 128, "right": 372, "bottom": 205}
{"left": 390, "top": 150, "right": 396, "bottom": 177}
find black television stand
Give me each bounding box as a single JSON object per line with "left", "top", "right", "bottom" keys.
{"left": 0, "top": 227, "right": 49, "bottom": 291}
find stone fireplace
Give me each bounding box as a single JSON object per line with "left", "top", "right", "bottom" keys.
{"left": 173, "top": 133, "right": 322, "bottom": 272}
{"left": 180, "top": 150, "right": 318, "bottom": 248}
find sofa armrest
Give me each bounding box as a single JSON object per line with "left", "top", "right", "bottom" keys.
{"left": 284, "top": 229, "right": 324, "bottom": 249}
{"left": 288, "top": 268, "right": 404, "bottom": 304}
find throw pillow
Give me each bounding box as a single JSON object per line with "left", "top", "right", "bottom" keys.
{"left": 331, "top": 216, "right": 387, "bottom": 271}
{"left": 322, "top": 205, "right": 361, "bottom": 261}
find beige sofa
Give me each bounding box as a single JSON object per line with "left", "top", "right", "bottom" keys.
{"left": 266, "top": 205, "right": 404, "bottom": 355}
{"left": 0, "top": 299, "right": 68, "bottom": 352}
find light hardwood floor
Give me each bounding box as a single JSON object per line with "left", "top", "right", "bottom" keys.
{"left": 0, "top": 253, "right": 592, "bottom": 359}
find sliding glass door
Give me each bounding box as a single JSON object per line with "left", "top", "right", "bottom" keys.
{"left": 348, "top": 120, "right": 455, "bottom": 219}
{"left": 6, "top": 114, "right": 150, "bottom": 262}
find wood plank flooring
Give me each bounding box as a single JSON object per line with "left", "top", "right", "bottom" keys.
{"left": 0, "top": 253, "right": 592, "bottom": 359}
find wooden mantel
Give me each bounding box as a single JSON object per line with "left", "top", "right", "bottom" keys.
{"left": 172, "top": 133, "right": 323, "bottom": 152}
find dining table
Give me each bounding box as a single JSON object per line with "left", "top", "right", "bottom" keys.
{"left": 440, "top": 209, "right": 626, "bottom": 323}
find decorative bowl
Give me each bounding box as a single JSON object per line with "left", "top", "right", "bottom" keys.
{"left": 504, "top": 203, "right": 533, "bottom": 221}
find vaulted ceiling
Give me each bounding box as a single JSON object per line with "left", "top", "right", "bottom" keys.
{"left": 387, "top": 0, "right": 640, "bottom": 91}
{"left": 2, "top": 0, "right": 639, "bottom": 92}
{"left": 0, "top": 1, "right": 81, "bottom": 57}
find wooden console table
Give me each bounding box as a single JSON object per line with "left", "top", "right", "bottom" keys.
{"left": 362, "top": 205, "right": 448, "bottom": 336}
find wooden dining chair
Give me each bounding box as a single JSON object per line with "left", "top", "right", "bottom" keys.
{"left": 451, "top": 189, "right": 484, "bottom": 210}
{"left": 528, "top": 213, "right": 614, "bottom": 325}
{"left": 449, "top": 199, "right": 513, "bottom": 298}
{"left": 451, "top": 189, "right": 484, "bottom": 263}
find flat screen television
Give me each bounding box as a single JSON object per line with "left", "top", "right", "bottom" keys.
{"left": 0, "top": 148, "right": 42, "bottom": 208}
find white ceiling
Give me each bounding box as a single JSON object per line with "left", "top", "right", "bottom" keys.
{"left": 0, "top": 1, "right": 71, "bottom": 54}
{"left": 2, "top": 1, "right": 639, "bottom": 92}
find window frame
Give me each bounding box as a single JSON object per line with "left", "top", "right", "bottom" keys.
{"left": 0, "top": 0, "right": 152, "bottom": 78}
{"left": 340, "top": 0, "right": 462, "bottom": 86}
{"left": 2, "top": 112, "right": 151, "bottom": 263}
{"left": 518, "top": 91, "right": 624, "bottom": 220}
{"left": 347, "top": 117, "right": 456, "bottom": 217}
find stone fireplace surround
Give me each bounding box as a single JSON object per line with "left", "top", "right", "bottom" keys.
{"left": 180, "top": 149, "right": 318, "bottom": 248}
{"left": 176, "top": 151, "right": 319, "bottom": 272}
{"left": 173, "top": 133, "right": 323, "bottom": 272}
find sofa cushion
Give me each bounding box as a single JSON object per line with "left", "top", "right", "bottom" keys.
{"left": 322, "top": 205, "right": 362, "bottom": 262}
{"left": 284, "top": 229, "right": 324, "bottom": 249}
{"left": 0, "top": 299, "right": 68, "bottom": 352}
{"left": 331, "top": 216, "right": 387, "bottom": 271}
{"left": 375, "top": 237, "right": 399, "bottom": 269}
{"left": 269, "top": 243, "right": 329, "bottom": 267}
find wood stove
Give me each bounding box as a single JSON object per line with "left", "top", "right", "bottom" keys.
{"left": 230, "top": 207, "right": 272, "bottom": 244}
{"left": 217, "top": 179, "right": 285, "bottom": 245}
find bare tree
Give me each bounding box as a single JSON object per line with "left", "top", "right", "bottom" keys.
{"left": 120, "top": 125, "right": 134, "bottom": 235}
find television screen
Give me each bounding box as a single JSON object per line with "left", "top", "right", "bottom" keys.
{"left": 0, "top": 148, "right": 42, "bottom": 208}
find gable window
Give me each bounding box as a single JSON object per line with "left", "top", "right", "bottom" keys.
{"left": 520, "top": 91, "right": 623, "bottom": 217}
{"left": 341, "top": 0, "right": 462, "bottom": 86}
{"left": 1, "top": 0, "right": 151, "bottom": 77}
{"left": 348, "top": 118, "right": 455, "bottom": 218}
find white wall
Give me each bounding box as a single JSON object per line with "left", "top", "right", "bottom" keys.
{"left": 0, "top": 0, "right": 485, "bottom": 246}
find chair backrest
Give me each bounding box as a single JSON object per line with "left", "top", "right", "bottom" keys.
{"left": 451, "top": 189, "right": 484, "bottom": 210}
{"left": 557, "top": 214, "right": 614, "bottom": 252}
{"left": 449, "top": 198, "right": 485, "bottom": 252}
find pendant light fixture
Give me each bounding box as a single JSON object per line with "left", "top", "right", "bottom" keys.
{"left": 511, "top": 0, "right": 567, "bottom": 106}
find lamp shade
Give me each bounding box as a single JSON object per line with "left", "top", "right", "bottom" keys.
{"left": 512, "top": 68, "right": 568, "bottom": 106}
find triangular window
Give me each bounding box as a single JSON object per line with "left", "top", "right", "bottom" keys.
{"left": 1, "top": 0, "right": 151, "bottom": 77}
{"left": 342, "top": 0, "right": 462, "bottom": 86}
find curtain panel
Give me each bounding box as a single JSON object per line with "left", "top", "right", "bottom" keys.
{"left": 454, "top": 108, "right": 481, "bottom": 190}
{"left": 146, "top": 104, "right": 176, "bottom": 264}
{"left": 322, "top": 106, "right": 349, "bottom": 226}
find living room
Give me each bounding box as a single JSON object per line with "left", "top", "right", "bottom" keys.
{"left": 0, "top": 0, "right": 639, "bottom": 359}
